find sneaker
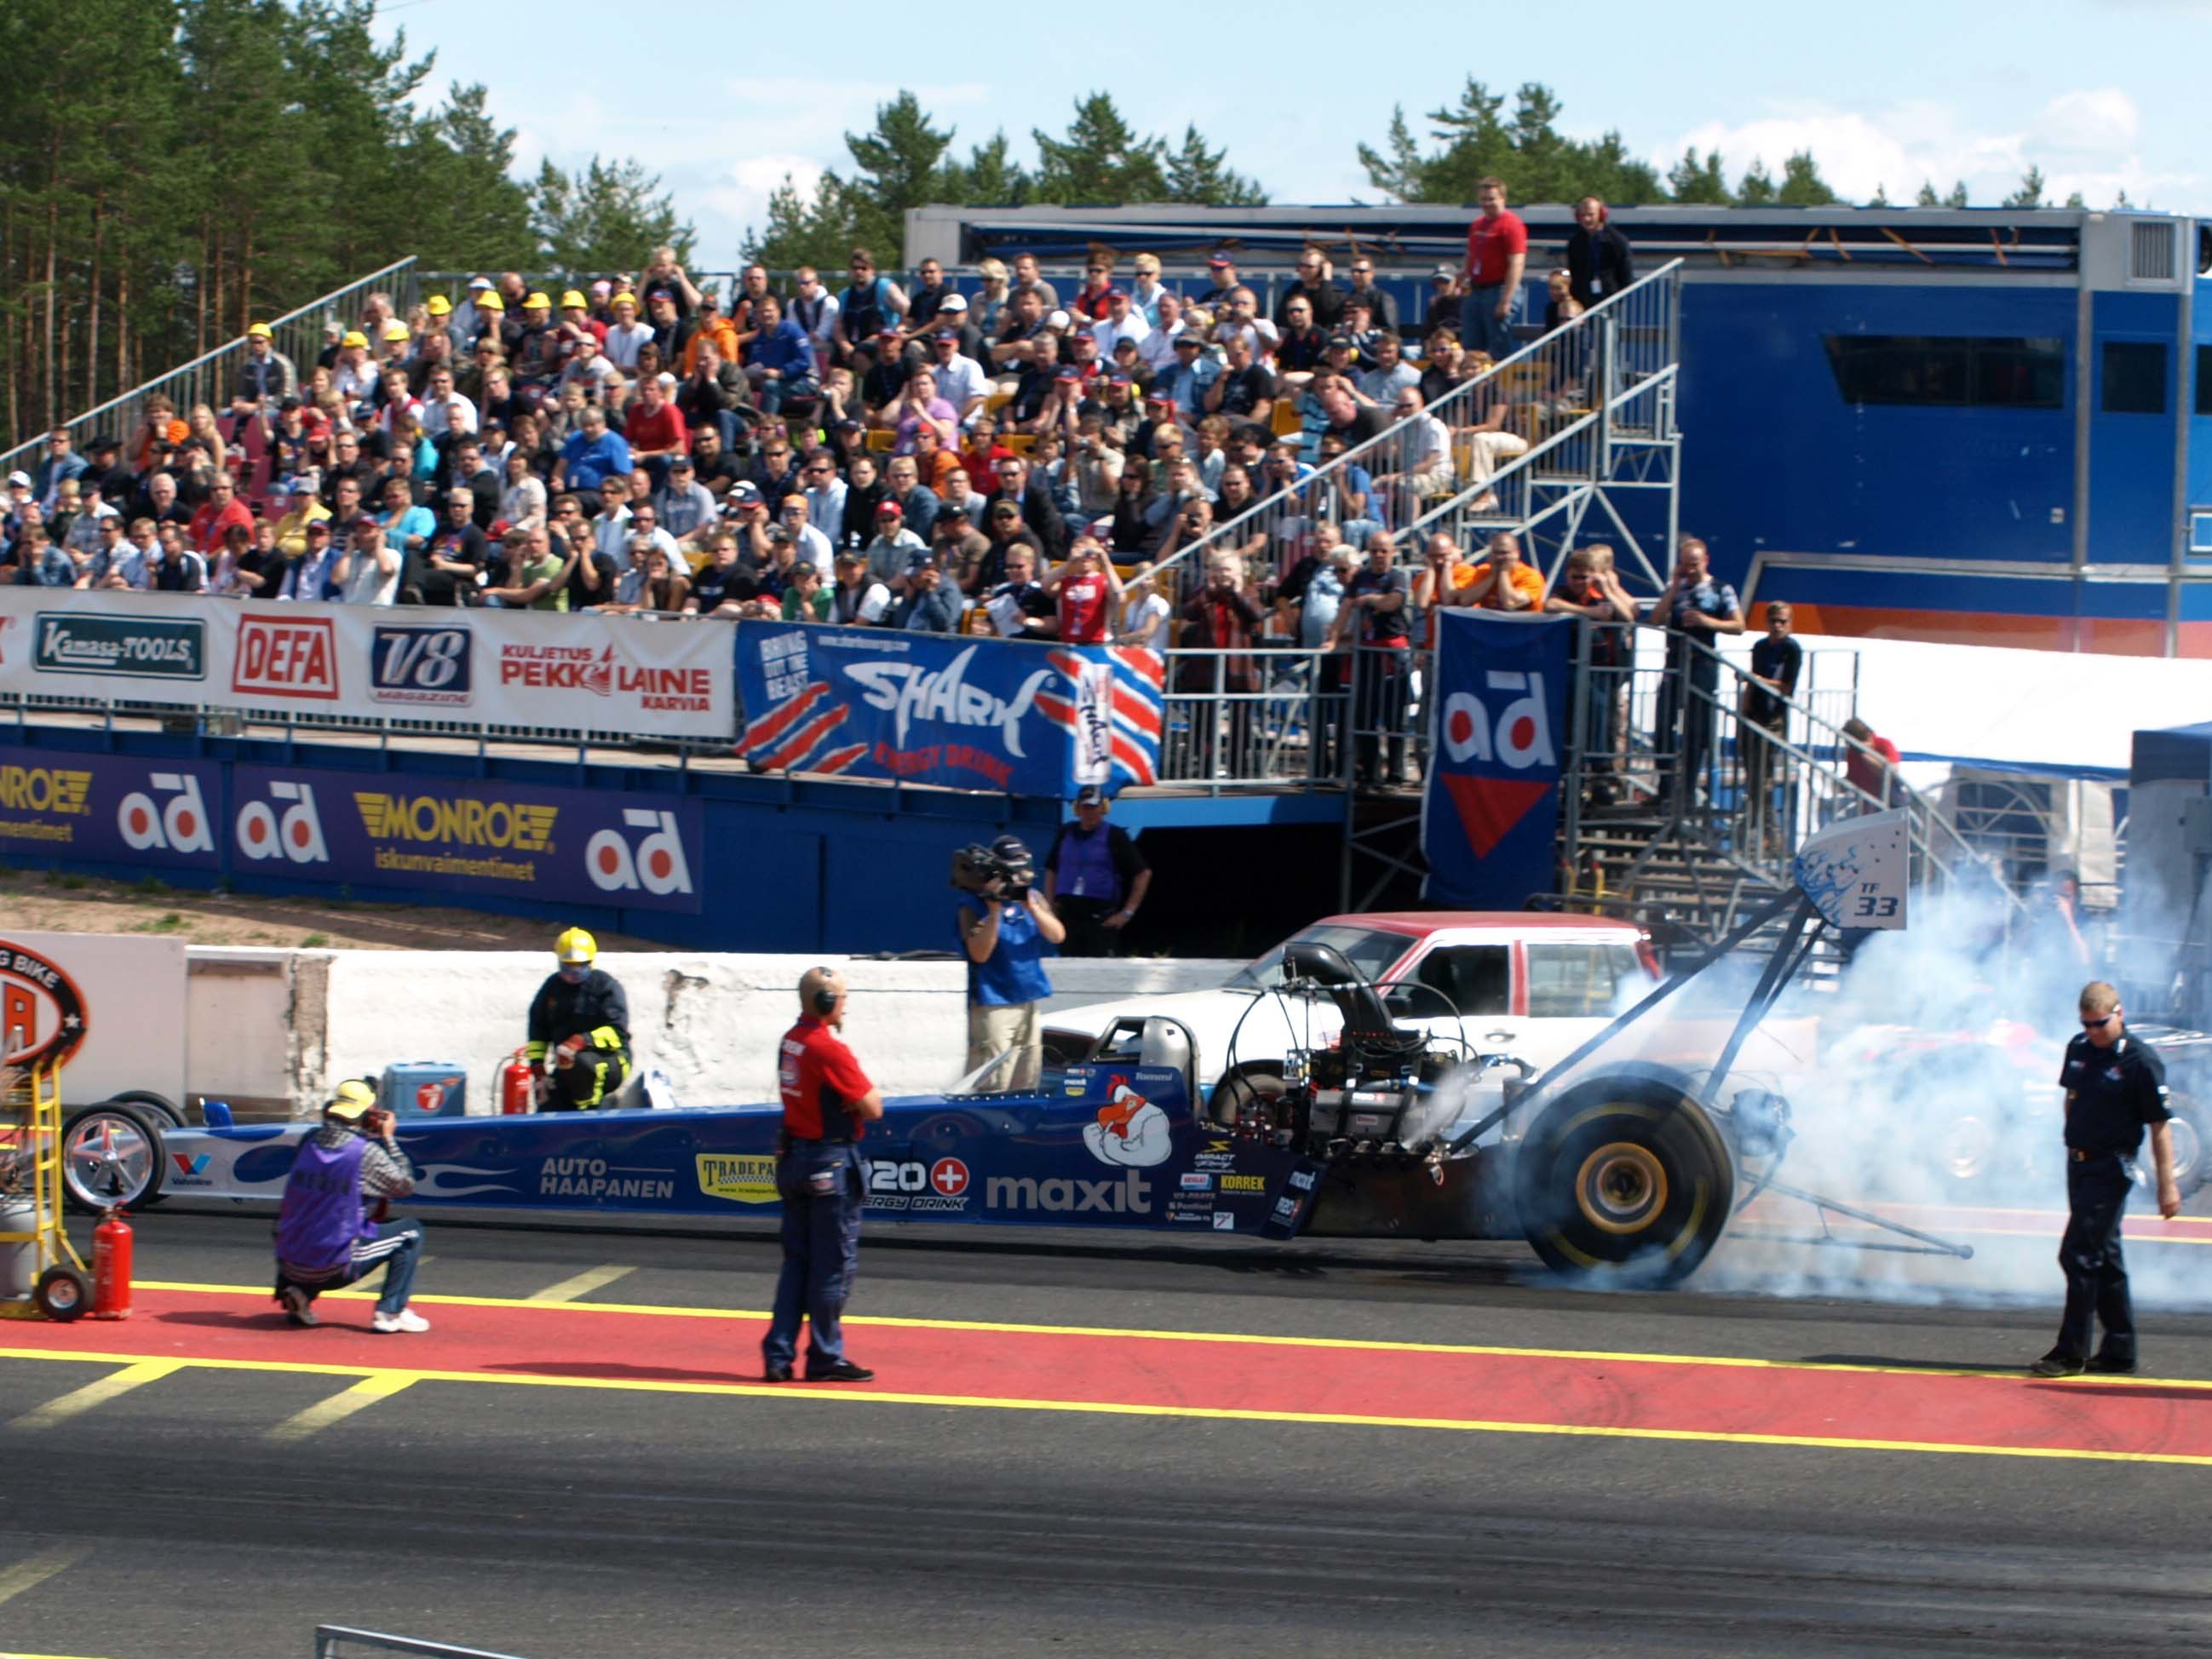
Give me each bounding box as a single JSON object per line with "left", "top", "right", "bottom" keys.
{"left": 803, "top": 1359, "right": 875, "bottom": 1382}
{"left": 2029, "top": 1352, "right": 2085, "bottom": 1378}
{"left": 2086, "top": 1354, "right": 2138, "bottom": 1375}
{"left": 279, "top": 1286, "right": 318, "bottom": 1329}
{"left": 371, "top": 1307, "right": 431, "bottom": 1334}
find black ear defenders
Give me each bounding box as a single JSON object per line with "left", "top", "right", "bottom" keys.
{"left": 811, "top": 970, "right": 841, "bottom": 1016}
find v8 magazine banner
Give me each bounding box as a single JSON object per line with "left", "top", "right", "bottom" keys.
{"left": 0, "top": 588, "right": 733, "bottom": 743}
{"left": 1421, "top": 610, "right": 1571, "bottom": 908}
{"left": 733, "top": 623, "right": 1163, "bottom": 795}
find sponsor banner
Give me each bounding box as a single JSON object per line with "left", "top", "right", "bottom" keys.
{"left": 0, "top": 744, "right": 221, "bottom": 870}
{"left": 0, "top": 589, "right": 733, "bottom": 742}
{"left": 1421, "top": 611, "right": 1571, "bottom": 909}
{"left": 733, "top": 622, "right": 1163, "bottom": 796}
{"left": 231, "top": 764, "right": 705, "bottom": 913}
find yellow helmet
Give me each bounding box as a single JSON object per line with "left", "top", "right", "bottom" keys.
{"left": 555, "top": 927, "right": 598, "bottom": 965}
{"left": 326, "top": 1078, "right": 379, "bottom": 1122}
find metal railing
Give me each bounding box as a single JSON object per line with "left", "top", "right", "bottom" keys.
{"left": 1146, "top": 261, "right": 1686, "bottom": 601}
{"left": 1156, "top": 643, "right": 1347, "bottom": 787}
{"left": 0, "top": 258, "right": 421, "bottom": 478}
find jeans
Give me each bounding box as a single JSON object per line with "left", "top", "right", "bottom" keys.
{"left": 2055, "top": 1156, "right": 2135, "bottom": 1363}
{"left": 763, "top": 1142, "right": 862, "bottom": 1373}
{"left": 752, "top": 370, "right": 818, "bottom": 416}
{"left": 277, "top": 1220, "right": 423, "bottom": 1317}
{"left": 1461, "top": 283, "right": 1521, "bottom": 362}
{"left": 1353, "top": 643, "right": 1411, "bottom": 783}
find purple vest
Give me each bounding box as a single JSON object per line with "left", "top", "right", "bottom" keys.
{"left": 1054, "top": 825, "right": 1120, "bottom": 906}
{"left": 274, "top": 1135, "right": 372, "bottom": 1272}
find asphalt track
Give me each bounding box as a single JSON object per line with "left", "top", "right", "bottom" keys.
{"left": 4, "top": 1205, "right": 2212, "bottom": 1658}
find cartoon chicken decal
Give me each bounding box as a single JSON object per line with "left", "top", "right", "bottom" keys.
{"left": 1083, "top": 1076, "right": 1173, "bottom": 1168}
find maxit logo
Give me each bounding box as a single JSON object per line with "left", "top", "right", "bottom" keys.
{"left": 236, "top": 779, "right": 329, "bottom": 864}
{"left": 118, "top": 772, "right": 214, "bottom": 854}
{"left": 586, "top": 808, "right": 692, "bottom": 896}
{"left": 1437, "top": 669, "right": 1558, "bottom": 857}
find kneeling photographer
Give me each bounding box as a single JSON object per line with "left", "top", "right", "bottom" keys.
{"left": 953, "top": 835, "right": 1066, "bottom": 1091}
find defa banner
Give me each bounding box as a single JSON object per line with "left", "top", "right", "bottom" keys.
{"left": 0, "top": 745, "right": 221, "bottom": 871}
{"left": 228, "top": 765, "right": 704, "bottom": 912}
{"left": 0, "top": 590, "right": 734, "bottom": 743}
{"left": 733, "top": 623, "right": 1163, "bottom": 796}
{"left": 1421, "top": 610, "right": 1571, "bottom": 908}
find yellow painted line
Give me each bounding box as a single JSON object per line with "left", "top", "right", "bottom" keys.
{"left": 122, "top": 1281, "right": 2212, "bottom": 1390}
{"left": 7, "top": 1359, "right": 181, "bottom": 1432}
{"left": 0, "top": 1346, "right": 2208, "bottom": 1468}
{"left": 264, "top": 1371, "right": 419, "bottom": 1444}
{"left": 0, "top": 1543, "right": 93, "bottom": 1610}
{"left": 523, "top": 1264, "right": 636, "bottom": 1303}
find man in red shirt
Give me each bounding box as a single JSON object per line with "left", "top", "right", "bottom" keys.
{"left": 187, "top": 471, "right": 254, "bottom": 559}
{"left": 1459, "top": 176, "right": 1530, "bottom": 363}
{"left": 762, "top": 967, "right": 884, "bottom": 1383}
{"left": 1046, "top": 536, "right": 1123, "bottom": 644}
{"left": 622, "top": 373, "right": 689, "bottom": 493}
{"left": 1841, "top": 717, "right": 1900, "bottom": 808}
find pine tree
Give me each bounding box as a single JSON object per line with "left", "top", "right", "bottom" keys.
{"left": 2004, "top": 166, "right": 2046, "bottom": 210}
{"left": 1165, "top": 125, "right": 1267, "bottom": 206}
{"left": 1032, "top": 93, "right": 1169, "bottom": 204}
{"left": 940, "top": 132, "right": 1031, "bottom": 209}
{"left": 841, "top": 92, "right": 957, "bottom": 257}
{"left": 1667, "top": 148, "right": 1733, "bottom": 206}
{"left": 1777, "top": 150, "right": 1839, "bottom": 207}
{"left": 743, "top": 173, "right": 856, "bottom": 273}
{"left": 1915, "top": 181, "right": 1941, "bottom": 207}
{"left": 2065, "top": 190, "right": 2087, "bottom": 209}
{"left": 1737, "top": 158, "right": 1778, "bottom": 206}
{"left": 1870, "top": 182, "right": 1892, "bottom": 207}
{"left": 1944, "top": 181, "right": 1969, "bottom": 208}
{"left": 531, "top": 158, "right": 694, "bottom": 275}
{"left": 1357, "top": 106, "right": 1432, "bottom": 202}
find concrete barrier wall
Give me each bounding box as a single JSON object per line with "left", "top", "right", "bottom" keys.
{"left": 186, "top": 948, "right": 1241, "bottom": 1116}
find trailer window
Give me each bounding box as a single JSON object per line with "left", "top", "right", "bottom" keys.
{"left": 1525, "top": 943, "right": 1645, "bottom": 1018}
{"left": 1823, "top": 335, "right": 2064, "bottom": 409}
{"left": 1227, "top": 925, "right": 1410, "bottom": 991}
{"left": 1411, "top": 945, "right": 1510, "bottom": 1017}
{"left": 2102, "top": 341, "right": 2168, "bottom": 415}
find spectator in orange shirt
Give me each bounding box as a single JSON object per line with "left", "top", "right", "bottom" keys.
{"left": 681, "top": 292, "right": 741, "bottom": 376}
{"left": 1460, "top": 531, "right": 1544, "bottom": 612}
{"left": 187, "top": 471, "right": 255, "bottom": 558}
{"left": 1412, "top": 531, "right": 1477, "bottom": 646}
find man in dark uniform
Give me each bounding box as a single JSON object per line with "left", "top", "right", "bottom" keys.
{"left": 2032, "top": 979, "right": 2181, "bottom": 1376}
{"left": 1043, "top": 785, "right": 1152, "bottom": 957}
{"left": 762, "top": 967, "right": 883, "bottom": 1382}
{"left": 525, "top": 927, "right": 633, "bottom": 1110}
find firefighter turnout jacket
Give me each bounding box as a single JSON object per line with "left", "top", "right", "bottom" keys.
{"left": 526, "top": 967, "right": 633, "bottom": 1110}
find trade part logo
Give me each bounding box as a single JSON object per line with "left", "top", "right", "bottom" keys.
{"left": 696, "top": 1153, "right": 779, "bottom": 1204}
{"left": 586, "top": 808, "right": 692, "bottom": 896}
{"left": 233, "top": 616, "right": 339, "bottom": 700}
{"left": 1436, "top": 669, "right": 1557, "bottom": 856}
{"left": 371, "top": 624, "right": 473, "bottom": 708}
{"left": 35, "top": 612, "right": 205, "bottom": 680}
{"left": 354, "top": 793, "right": 558, "bottom": 852}
{"left": 236, "top": 779, "right": 329, "bottom": 864}
{"left": 118, "top": 772, "right": 211, "bottom": 852}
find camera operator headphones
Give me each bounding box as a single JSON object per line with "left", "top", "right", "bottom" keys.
{"left": 810, "top": 969, "right": 841, "bottom": 1017}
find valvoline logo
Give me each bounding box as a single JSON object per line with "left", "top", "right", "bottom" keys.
{"left": 1436, "top": 669, "right": 1557, "bottom": 856}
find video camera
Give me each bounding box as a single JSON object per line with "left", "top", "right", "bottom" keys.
{"left": 951, "top": 836, "right": 1035, "bottom": 901}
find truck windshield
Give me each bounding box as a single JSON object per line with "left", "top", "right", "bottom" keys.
{"left": 1225, "top": 925, "right": 1411, "bottom": 990}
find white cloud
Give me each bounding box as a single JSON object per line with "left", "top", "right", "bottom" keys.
{"left": 1663, "top": 88, "right": 2192, "bottom": 208}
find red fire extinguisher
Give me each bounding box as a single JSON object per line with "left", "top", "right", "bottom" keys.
{"left": 90, "top": 1207, "right": 133, "bottom": 1321}
{"left": 500, "top": 1049, "right": 537, "bottom": 1116}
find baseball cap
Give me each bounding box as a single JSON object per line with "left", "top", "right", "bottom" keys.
{"left": 1208, "top": 253, "right": 1232, "bottom": 268}
{"left": 990, "top": 500, "right": 1021, "bottom": 519}
{"left": 1433, "top": 263, "right": 1456, "bottom": 280}
{"left": 341, "top": 329, "right": 368, "bottom": 347}
{"left": 1074, "top": 784, "right": 1106, "bottom": 808}
{"left": 1106, "top": 372, "right": 1131, "bottom": 386}
{"left": 477, "top": 294, "right": 504, "bottom": 313}
{"left": 903, "top": 547, "right": 934, "bottom": 572}
{"left": 1144, "top": 389, "right": 1172, "bottom": 405}
{"left": 524, "top": 291, "right": 552, "bottom": 310}
{"left": 729, "top": 481, "right": 763, "bottom": 504}
{"left": 425, "top": 295, "right": 451, "bottom": 316}
{"left": 288, "top": 477, "right": 317, "bottom": 495}
{"left": 325, "top": 1079, "right": 379, "bottom": 1124}
{"left": 1055, "top": 365, "right": 1080, "bottom": 381}
{"left": 935, "top": 330, "right": 960, "bottom": 343}
{"left": 560, "top": 290, "right": 588, "bottom": 309}
{"left": 382, "top": 321, "right": 411, "bottom": 342}
{"left": 876, "top": 500, "right": 903, "bottom": 519}
{"left": 1046, "top": 309, "right": 1072, "bottom": 331}
{"left": 468, "top": 275, "right": 495, "bottom": 290}
{"left": 307, "top": 518, "right": 332, "bottom": 533}
{"left": 1174, "top": 333, "right": 1202, "bottom": 348}
{"left": 247, "top": 322, "right": 272, "bottom": 338}
{"left": 939, "top": 293, "right": 968, "bottom": 313}
{"left": 6, "top": 471, "right": 30, "bottom": 488}
{"left": 1326, "top": 333, "right": 1353, "bottom": 349}
{"left": 669, "top": 453, "right": 694, "bottom": 471}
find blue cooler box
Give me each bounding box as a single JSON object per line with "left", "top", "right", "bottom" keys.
{"left": 382, "top": 1061, "right": 468, "bottom": 1117}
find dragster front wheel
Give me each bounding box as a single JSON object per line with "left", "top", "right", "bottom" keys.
{"left": 1516, "top": 1072, "right": 1733, "bottom": 1284}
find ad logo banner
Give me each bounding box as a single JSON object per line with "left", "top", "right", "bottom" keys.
{"left": 0, "top": 746, "right": 221, "bottom": 870}
{"left": 232, "top": 765, "right": 705, "bottom": 913}
{"left": 733, "top": 623, "right": 1162, "bottom": 795}
{"left": 1421, "top": 611, "right": 1571, "bottom": 908}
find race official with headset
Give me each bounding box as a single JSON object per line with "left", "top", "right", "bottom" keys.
{"left": 526, "top": 927, "right": 633, "bottom": 1110}
{"left": 761, "top": 966, "right": 884, "bottom": 1383}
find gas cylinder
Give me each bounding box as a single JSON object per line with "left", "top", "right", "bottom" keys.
{"left": 90, "top": 1208, "right": 133, "bottom": 1320}
{"left": 500, "top": 1051, "right": 537, "bottom": 1116}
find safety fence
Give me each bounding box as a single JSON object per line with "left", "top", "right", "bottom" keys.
{"left": 0, "top": 259, "right": 421, "bottom": 480}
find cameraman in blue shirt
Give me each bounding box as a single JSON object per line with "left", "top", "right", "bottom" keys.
{"left": 955, "top": 835, "right": 1065, "bottom": 1091}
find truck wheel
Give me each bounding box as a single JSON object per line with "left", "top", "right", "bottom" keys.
{"left": 60, "top": 1105, "right": 166, "bottom": 1214}
{"left": 34, "top": 1265, "right": 89, "bottom": 1322}
{"left": 101, "top": 1090, "right": 187, "bottom": 1129}
{"left": 1517, "top": 1071, "right": 1733, "bottom": 1284}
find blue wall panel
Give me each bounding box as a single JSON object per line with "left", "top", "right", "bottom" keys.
{"left": 2088, "top": 290, "right": 2180, "bottom": 566}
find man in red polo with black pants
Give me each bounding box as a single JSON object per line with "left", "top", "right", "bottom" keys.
{"left": 762, "top": 966, "right": 884, "bottom": 1383}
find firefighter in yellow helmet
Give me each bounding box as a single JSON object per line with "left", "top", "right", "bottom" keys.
{"left": 526, "top": 927, "right": 633, "bottom": 1110}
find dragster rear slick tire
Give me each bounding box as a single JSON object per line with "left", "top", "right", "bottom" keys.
{"left": 1516, "top": 1071, "right": 1733, "bottom": 1284}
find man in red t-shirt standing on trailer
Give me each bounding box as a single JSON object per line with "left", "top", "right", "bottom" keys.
{"left": 762, "top": 967, "right": 884, "bottom": 1383}
{"left": 1459, "top": 176, "right": 1529, "bottom": 363}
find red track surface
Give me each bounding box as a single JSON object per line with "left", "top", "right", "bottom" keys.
{"left": 7, "top": 1287, "right": 2212, "bottom": 1463}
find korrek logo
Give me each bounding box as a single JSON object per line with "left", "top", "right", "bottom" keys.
{"left": 233, "top": 615, "right": 339, "bottom": 701}
{"left": 585, "top": 808, "right": 692, "bottom": 896}
{"left": 118, "top": 772, "right": 213, "bottom": 853}
{"left": 1437, "top": 669, "right": 1558, "bottom": 857}
{"left": 236, "top": 779, "right": 329, "bottom": 864}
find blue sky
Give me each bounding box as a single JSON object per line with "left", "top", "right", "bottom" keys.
{"left": 391, "top": 0, "right": 2202, "bottom": 266}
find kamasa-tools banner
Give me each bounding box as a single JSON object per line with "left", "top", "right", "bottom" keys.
{"left": 1421, "top": 610, "right": 1571, "bottom": 908}
{"left": 0, "top": 589, "right": 733, "bottom": 743}
{"left": 733, "top": 623, "right": 1163, "bottom": 796}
